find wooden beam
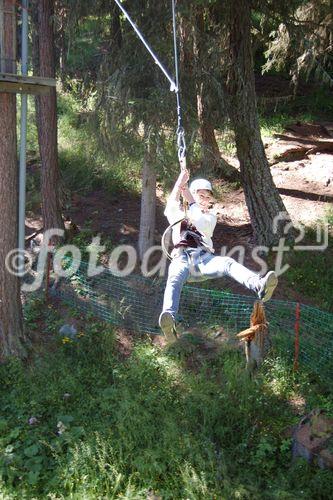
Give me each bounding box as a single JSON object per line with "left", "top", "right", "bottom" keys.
{"left": 0, "top": 80, "right": 51, "bottom": 95}
{"left": 0, "top": 73, "right": 56, "bottom": 95}
{"left": 0, "top": 72, "right": 56, "bottom": 87}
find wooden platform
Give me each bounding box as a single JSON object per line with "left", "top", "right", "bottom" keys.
{"left": 0, "top": 73, "right": 56, "bottom": 95}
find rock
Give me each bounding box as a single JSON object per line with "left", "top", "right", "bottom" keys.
{"left": 59, "top": 324, "right": 77, "bottom": 338}
{"left": 292, "top": 409, "right": 333, "bottom": 469}
{"left": 57, "top": 421, "right": 67, "bottom": 436}
{"left": 147, "top": 490, "right": 162, "bottom": 500}
{"left": 318, "top": 446, "right": 333, "bottom": 469}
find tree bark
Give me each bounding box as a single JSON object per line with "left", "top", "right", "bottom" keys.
{"left": 34, "top": 0, "right": 64, "bottom": 239}
{"left": 0, "top": 0, "right": 26, "bottom": 361}
{"left": 225, "top": 0, "right": 293, "bottom": 246}
{"left": 196, "top": 79, "right": 240, "bottom": 182}
{"left": 138, "top": 131, "right": 156, "bottom": 262}
{"left": 194, "top": 9, "right": 240, "bottom": 182}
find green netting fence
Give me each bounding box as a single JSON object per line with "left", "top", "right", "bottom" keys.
{"left": 49, "top": 259, "right": 333, "bottom": 380}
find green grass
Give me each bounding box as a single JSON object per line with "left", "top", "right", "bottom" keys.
{"left": 259, "top": 110, "right": 330, "bottom": 140}
{"left": 260, "top": 113, "right": 293, "bottom": 138}
{"left": 216, "top": 88, "right": 333, "bottom": 153}
{"left": 19, "top": 93, "right": 145, "bottom": 202}
{"left": 258, "top": 87, "right": 333, "bottom": 139}
{"left": 16, "top": 96, "right": 39, "bottom": 157}
{"left": 57, "top": 93, "right": 143, "bottom": 196}
{"left": 215, "top": 129, "right": 237, "bottom": 157}
{"left": 0, "top": 299, "right": 332, "bottom": 499}
{"left": 217, "top": 110, "right": 329, "bottom": 156}
{"left": 280, "top": 217, "right": 333, "bottom": 312}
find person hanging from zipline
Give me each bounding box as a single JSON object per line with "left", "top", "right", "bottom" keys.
{"left": 111, "top": 0, "right": 278, "bottom": 342}
{"left": 159, "top": 157, "right": 278, "bottom": 343}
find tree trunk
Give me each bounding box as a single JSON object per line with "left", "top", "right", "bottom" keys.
{"left": 138, "top": 132, "right": 156, "bottom": 262}
{"left": 194, "top": 9, "right": 240, "bottom": 182}
{"left": 196, "top": 79, "right": 240, "bottom": 182}
{"left": 0, "top": 0, "right": 26, "bottom": 361}
{"left": 225, "top": 0, "right": 293, "bottom": 246}
{"left": 34, "top": 0, "right": 64, "bottom": 239}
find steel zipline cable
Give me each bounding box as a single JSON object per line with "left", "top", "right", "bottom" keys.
{"left": 113, "top": 0, "right": 187, "bottom": 260}
{"left": 171, "top": 0, "right": 186, "bottom": 163}
{"left": 113, "top": 0, "right": 186, "bottom": 163}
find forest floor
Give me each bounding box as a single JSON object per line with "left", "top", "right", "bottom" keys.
{"left": 2, "top": 296, "right": 333, "bottom": 499}
{"left": 25, "top": 121, "right": 333, "bottom": 309}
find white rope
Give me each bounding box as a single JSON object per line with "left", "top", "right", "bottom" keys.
{"left": 113, "top": 0, "right": 187, "bottom": 163}
{"left": 113, "top": 0, "right": 178, "bottom": 92}
{"left": 172, "top": 0, "right": 186, "bottom": 161}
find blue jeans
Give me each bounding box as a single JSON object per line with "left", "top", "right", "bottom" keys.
{"left": 162, "top": 249, "right": 261, "bottom": 319}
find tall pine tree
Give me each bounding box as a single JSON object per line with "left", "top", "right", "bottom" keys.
{"left": 225, "top": 0, "right": 294, "bottom": 245}
{"left": 0, "top": 0, "right": 26, "bottom": 360}
{"left": 33, "top": 0, "right": 64, "bottom": 239}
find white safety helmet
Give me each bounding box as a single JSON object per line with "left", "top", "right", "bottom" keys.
{"left": 189, "top": 178, "right": 212, "bottom": 194}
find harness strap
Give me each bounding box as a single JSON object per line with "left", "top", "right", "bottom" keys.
{"left": 161, "top": 216, "right": 213, "bottom": 261}
{"left": 161, "top": 217, "right": 185, "bottom": 261}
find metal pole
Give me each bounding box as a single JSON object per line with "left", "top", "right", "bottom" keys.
{"left": 293, "top": 302, "right": 301, "bottom": 371}
{"left": 18, "top": 0, "right": 29, "bottom": 274}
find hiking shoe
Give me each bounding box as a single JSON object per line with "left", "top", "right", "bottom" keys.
{"left": 159, "top": 311, "right": 178, "bottom": 344}
{"left": 258, "top": 271, "right": 278, "bottom": 302}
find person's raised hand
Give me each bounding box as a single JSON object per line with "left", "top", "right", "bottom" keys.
{"left": 176, "top": 168, "right": 189, "bottom": 188}
{"left": 179, "top": 157, "right": 187, "bottom": 171}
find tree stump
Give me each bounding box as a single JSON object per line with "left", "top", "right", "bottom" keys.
{"left": 236, "top": 301, "right": 271, "bottom": 372}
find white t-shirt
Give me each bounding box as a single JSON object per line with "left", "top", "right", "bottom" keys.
{"left": 164, "top": 197, "right": 217, "bottom": 252}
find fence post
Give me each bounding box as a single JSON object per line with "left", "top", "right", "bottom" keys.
{"left": 293, "top": 302, "right": 301, "bottom": 371}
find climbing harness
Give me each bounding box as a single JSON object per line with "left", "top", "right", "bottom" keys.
{"left": 161, "top": 216, "right": 213, "bottom": 262}
{"left": 161, "top": 217, "right": 185, "bottom": 261}
{"left": 113, "top": 0, "right": 186, "bottom": 163}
